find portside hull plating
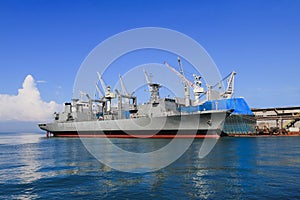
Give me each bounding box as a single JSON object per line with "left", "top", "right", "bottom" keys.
{"left": 39, "top": 111, "right": 228, "bottom": 138}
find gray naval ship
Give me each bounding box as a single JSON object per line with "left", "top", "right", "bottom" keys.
{"left": 39, "top": 61, "right": 235, "bottom": 138}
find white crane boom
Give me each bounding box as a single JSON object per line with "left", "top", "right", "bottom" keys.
{"left": 221, "top": 71, "right": 236, "bottom": 98}
{"left": 143, "top": 69, "right": 152, "bottom": 91}
{"left": 164, "top": 62, "right": 195, "bottom": 88}
{"left": 97, "top": 72, "right": 107, "bottom": 93}
{"left": 143, "top": 69, "right": 151, "bottom": 84}
{"left": 177, "top": 57, "right": 184, "bottom": 76}
{"left": 119, "top": 74, "right": 129, "bottom": 96}
{"left": 95, "top": 82, "right": 104, "bottom": 97}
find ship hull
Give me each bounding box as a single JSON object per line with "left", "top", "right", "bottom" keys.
{"left": 39, "top": 110, "right": 229, "bottom": 138}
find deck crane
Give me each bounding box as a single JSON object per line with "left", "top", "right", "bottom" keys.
{"left": 143, "top": 69, "right": 161, "bottom": 102}
{"left": 79, "top": 91, "right": 93, "bottom": 120}
{"left": 93, "top": 83, "right": 106, "bottom": 115}
{"left": 165, "top": 59, "right": 236, "bottom": 102}
{"left": 76, "top": 90, "right": 105, "bottom": 120}
{"left": 164, "top": 61, "right": 194, "bottom": 88}
{"left": 117, "top": 74, "right": 135, "bottom": 98}
{"left": 115, "top": 88, "right": 138, "bottom": 119}
{"left": 119, "top": 74, "right": 129, "bottom": 96}
{"left": 164, "top": 58, "right": 192, "bottom": 106}
{"left": 220, "top": 71, "right": 236, "bottom": 99}
{"left": 117, "top": 74, "right": 130, "bottom": 106}
{"left": 177, "top": 56, "right": 185, "bottom": 76}
{"left": 97, "top": 72, "right": 108, "bottom": 94}
{"left": 115, "top": 74, "right": 137, "bottom": 114}
{"left": 96, "top": 72, "right": 115, "bottom": 113}
{"left": 115, "top": 74, "right": 138, "bottom": 118}
{"left": 203, "top": 71, "right": 236, "bottom": 100}
{"left": 164, "top": 61, "right": 204, "bottom": 105}
{"left": 143, "top": 69, "right": 152, "bottom": 91}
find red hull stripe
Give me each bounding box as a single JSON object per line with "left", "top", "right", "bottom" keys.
{"left": 52, "top": 134, "right": 220, "bottom": 139}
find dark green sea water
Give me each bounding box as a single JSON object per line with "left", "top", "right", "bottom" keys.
{"left": 0, "top": 133, "right": 299, "bottom": 199}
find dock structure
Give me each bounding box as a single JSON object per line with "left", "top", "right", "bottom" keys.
{"left": 251, "top": 106, "right": 300, "bottom": 134}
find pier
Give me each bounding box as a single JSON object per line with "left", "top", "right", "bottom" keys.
{"left": 252, "top": 106, "right": 300, "bottom": 135}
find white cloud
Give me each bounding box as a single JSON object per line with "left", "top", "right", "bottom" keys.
{"left": 0, "top": 75, "right": 63, "bottom": 122}
{"left": 36, "top": 80, "right": 47, "bottom": 83}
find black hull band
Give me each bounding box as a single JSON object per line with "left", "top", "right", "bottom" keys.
{"left": 49, "top": 129, "right": 223, "bottom": 138}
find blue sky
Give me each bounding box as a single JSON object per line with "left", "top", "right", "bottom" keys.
{"left": 0, "top": 0, "right": 300, "bottom": 110}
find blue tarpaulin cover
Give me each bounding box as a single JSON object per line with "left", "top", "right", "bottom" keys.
{"left": 180, "top": 98, "right": 253, "bottom": 115}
